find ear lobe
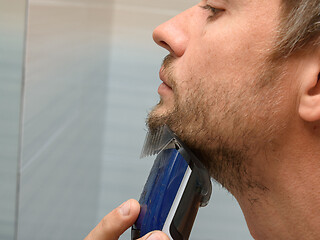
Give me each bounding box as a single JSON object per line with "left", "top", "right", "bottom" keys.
{"left": 299, "top": 73, "right": 320, "bottom": 122}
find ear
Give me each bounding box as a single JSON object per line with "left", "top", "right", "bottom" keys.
{"left": 298, "top": 49, "right": 320, "bottom": 122}
{"left": 299, "top": 72, "right": 320, "bottom": 122}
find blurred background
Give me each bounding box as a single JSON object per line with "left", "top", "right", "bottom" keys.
{"left": 0, "top": 0, "right": 252, "bottom": 239}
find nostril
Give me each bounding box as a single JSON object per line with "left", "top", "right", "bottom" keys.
{"left": 159, "top": 41, "right": 174, "bottom": 55}
{"left": 160, "top": 40, "right": 168, "bottom": 47}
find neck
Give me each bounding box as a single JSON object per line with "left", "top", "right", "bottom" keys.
{"left": 233, "top": 121, "right": 320, "bottom": 240}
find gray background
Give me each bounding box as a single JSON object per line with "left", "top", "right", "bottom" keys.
{"left": 0, "top": 0, "right": 252, "bottom": 239}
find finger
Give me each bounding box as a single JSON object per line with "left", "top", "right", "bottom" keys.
{"left": 138, "top": 231, "right": 170, "bottom": 240}
{"left": 84, "top": 199, "right": 140, "bottom": 240}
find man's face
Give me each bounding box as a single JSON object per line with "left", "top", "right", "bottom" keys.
{"left": 148, "top": 0, "right": 294, "bottom": 193}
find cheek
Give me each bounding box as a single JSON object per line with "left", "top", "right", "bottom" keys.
{"left": 177, "top": 39, "right": 251, "bottom": 93}
{"left": 173, "top": 18, "right": 276, "bottom": 96}
{"left": 195, "top": 21, "right": 275, "bottom": 84}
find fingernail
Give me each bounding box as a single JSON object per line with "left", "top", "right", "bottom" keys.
{"left": 119, "top": 200, "right": 131, "bottom": 216}
{"left": 146, "top": 233, "right": 161, "bottom": 240}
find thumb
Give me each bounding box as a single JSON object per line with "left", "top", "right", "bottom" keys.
{"left": 84, "top": 199, "right": 140, "bottom": 240}
{"left": 138, "top": 231, "right": 170, "bottom": 240}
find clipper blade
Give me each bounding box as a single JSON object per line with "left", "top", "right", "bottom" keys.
{"left": 140, "top": 125, "right": 176, "bottom": 158}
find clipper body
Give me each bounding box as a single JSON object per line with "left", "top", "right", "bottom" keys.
{"left": 132, "top": 126, "right": 212, "bottom": 240}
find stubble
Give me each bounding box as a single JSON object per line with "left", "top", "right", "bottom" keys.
{"left": 147, "top": 55, "right": 288, "bottom": 196}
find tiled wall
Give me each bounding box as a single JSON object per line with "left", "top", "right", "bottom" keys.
{"left": 0, "top": 1, "right": 26, "bottom": 239}
{"left": 16, "top": 1, "right": 113, "bottom": 239}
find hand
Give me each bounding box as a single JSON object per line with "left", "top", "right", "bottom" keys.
{"left": 84, "top": 199, "right": 169, "bottom": 240}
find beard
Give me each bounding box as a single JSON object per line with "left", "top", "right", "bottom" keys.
{"left": 147, "top": 55, "right": 288, "bottom": 195}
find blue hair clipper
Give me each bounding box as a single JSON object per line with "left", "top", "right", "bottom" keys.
{"left": 131, "top": 125, "right": 212, "bottom": 240}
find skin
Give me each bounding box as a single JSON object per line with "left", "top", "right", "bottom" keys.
{"left": 85, "top": 0, "right": 320, "bottom": 239}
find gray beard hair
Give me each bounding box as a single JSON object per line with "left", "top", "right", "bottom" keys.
{"left": 146, "top": 56, "right": 285, "bottom": 196}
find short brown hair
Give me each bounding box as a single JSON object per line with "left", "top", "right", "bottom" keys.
{"left": 275, "top": 0, "right": 320, "bottom": 59}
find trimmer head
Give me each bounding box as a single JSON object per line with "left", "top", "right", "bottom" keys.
{"left": 132, "top": 125, "right": 212, "bottom": 240}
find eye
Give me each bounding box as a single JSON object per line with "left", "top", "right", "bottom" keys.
{"left": 200, "top": 5, "right": 223, "bottom": 20}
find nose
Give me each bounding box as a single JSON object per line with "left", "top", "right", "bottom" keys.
{"left": 152, "top": 10, "right": 190, "bottom": 58}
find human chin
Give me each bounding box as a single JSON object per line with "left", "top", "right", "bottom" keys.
{"left": 147, "top": 100, "right": 174, "bottom": 131}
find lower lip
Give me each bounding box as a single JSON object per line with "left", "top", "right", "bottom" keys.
{"left": 158, "top": 82, "right": 173, "bottom": 95}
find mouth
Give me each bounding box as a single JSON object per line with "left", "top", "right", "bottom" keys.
{"left": 160, "top": 65, "right": 172, "bottom": 87}
{"left": 158, "top": 65, "right": 173, "bottom": 95}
